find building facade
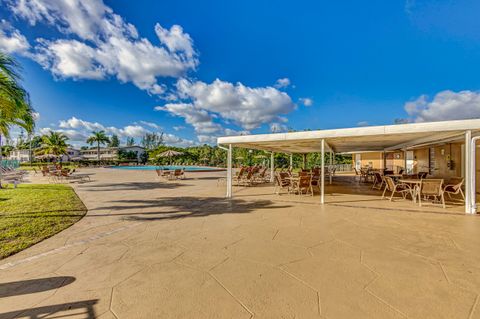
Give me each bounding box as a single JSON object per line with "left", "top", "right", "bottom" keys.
{"left": 354, "top": 142, "right": 466, "bottom": 179}
{"left": 80, "top": 146, "right": 145, "bottom": 161}
{"left": 9, "top": 148, "right": 83, "bottom": 162}
{"left": 7, "top": 149, "right": 31, "bottom": 162}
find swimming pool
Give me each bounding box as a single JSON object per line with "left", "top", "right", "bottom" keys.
{"left": 107, "top": 165, "right": 226, "bottom": 172}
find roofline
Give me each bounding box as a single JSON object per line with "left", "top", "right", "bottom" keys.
{"left": 217, "top": 119, "right": 480, "bottom": 145}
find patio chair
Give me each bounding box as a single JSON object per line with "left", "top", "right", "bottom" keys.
{"left": 254, "top": 167, "right": 269, "bottom": 184}
{"left": 233, "top": 167, "right": 246, "bottom": 186}
{"left": 443, "top": 178, "right": 465, "bottom": 201}
{"left": 359, "top": 168, "right": 369, "bottom": 183}
{"left": 60, "top": 169, "right": 91, "bottom": 182}
{"left": 418, "top": 179, "right": 445, "bottom": 208}
{"left": 240, "top": 169, "right": 255, "bottom": 186}
{"left": 274, "top": 172, "right": 291, "bottom": 194}
{"left": 156, "top": 169, "right": 174, "bottom": 180}
{"left": 418, "top": 171, "right": 428, "bottom": 179}
{"left": 382, "top": 176, "right": 413, "bottom": 201}
{"left": 292, "top": 174, "right": 313, "bottom": 196}
{"left": 173, "top": 169, "right": 185, "bottom": 179}
{"left": 310, "top": 173, "right": 320, "bottom": 194}
{"left": 372, "top": 172, "right": 384, "bottom": 190}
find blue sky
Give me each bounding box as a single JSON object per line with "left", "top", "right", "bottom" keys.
{"left": 2, "top": 0, "right": 480, "bottom": 146}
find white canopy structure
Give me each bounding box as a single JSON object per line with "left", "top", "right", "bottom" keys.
{"left": 218, "top": 119, "right": 480, "bottom": 214}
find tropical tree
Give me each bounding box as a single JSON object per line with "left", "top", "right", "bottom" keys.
{"left": 0, "top": 52, "right": 35, "bottom": 133}
{"left": 86, "top": 130, "right": 110, "bottom": 160}
{"left": 108, "top": 134, "right": 120, "bottom": 147}
{"left": 141, "top": 132, "right": 163, "bottom": 150}
{"left": 39, "top": 131, "right": 68, "bottom": 156}
{"left": 0, "top": 52, "right": 35, "bottom": 186}
{"left": 126, "top": 137, "right": 135, "bottom": 147}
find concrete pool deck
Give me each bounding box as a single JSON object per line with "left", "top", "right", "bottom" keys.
{"left": 1, "top": 168, "right": 480, "bottom": 318}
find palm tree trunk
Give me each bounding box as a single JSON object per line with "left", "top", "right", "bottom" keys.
{"left": 97, "top": 142, "right": 100, "bottom": 161}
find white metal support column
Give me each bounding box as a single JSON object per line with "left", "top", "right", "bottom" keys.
{"left": 290, "top": 154, "right": 293, "bottom": 168}
{"left": 270, "top": 152, "right": 275, "bottom": 183}
{"left": 465, "top": 131, "right": 472, "bottom": 213}
{"left": 321, "top": 139, "right": 325, "bottom": 204}
{"left": 328, "top": 150, "right": 333, "bottom": 185}
{"left": 470, "top": 135, "right": 480, "bottom": 214}
{"left": 226, "top": 144, "right": 232, "bottom": 198}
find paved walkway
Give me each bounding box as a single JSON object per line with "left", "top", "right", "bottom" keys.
{"left": 1, "top": 168, "right": 480, "bottom": 318}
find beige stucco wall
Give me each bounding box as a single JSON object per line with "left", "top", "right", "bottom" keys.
{"left": 359, "top": 152, "right": 383, "bottom": 169}
{"left": 358, "top": 152, "right": 404, "bottom": 172}
{"left": 413, "top": 144, "right": 462, "bottom": 179}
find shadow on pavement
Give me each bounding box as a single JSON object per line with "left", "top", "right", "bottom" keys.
{"left": 0, "top": 276, "right": 75, "bottom": 298}
{"left": 90, "top": 196, "right": 292, "bottom": 221}
{"left": 0, "top": 300, "right": 98, "bottom": 319}
{"left": 82, "top": 181, "right": 189, "bottom": 191}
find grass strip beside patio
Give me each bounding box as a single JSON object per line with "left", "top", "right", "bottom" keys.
{"left": 0, "top": 184, "right": 87, "bottom": 259}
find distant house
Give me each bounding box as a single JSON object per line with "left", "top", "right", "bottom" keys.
{"left": 8, "top": 149, "right": 31, "bottom": 162}
{"left": 63, "top": 148, "right": 82, "bottom": 161}
{"left": 80, "top": 146, "right": 145, "bottom": 161}
{"left": 8, "top": 147, "right": 81, "bottom": 162}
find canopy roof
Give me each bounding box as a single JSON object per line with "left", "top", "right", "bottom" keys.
{"left": 217, "top": 119, "right": 480, "bottom": 153}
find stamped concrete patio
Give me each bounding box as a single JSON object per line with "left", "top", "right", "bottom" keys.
{"left": 1, "top": 168, "right": 480, "bottom": 318}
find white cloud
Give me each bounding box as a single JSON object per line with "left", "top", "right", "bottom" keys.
{"left": 6, "top": 0, "right": 198, "bottom": 94}
{"left": 175, "top": 78, "right": 296, "bottom": 130}
{"left": 137, "top": 121, "right": 162, "bottom": 130}
{"left": 173, "top": 125, "right": 185, "bottom": 131}
{"left": 59, "top": 117, "right": 104, "bottom": 131}
{"left": 41, "top": 116, "right": 195, "bottom": 147}
{"left": 0, "top": 19, "right": 30, "bottom": 54}
{"left": 156, "top": 79, "right": 294, "bottom": 143}
{"left": 35, "top": 39, "right": 105, "bottom": 79}
{"left": 155, "top": 24, "right": 195, "bottom": 59}
{"left": 8, "top": 0, "right": 113, "bottom": 41}
{"left": 357, "top": 121, "right": 369, "bottom": 127}
{"left": 161, "top": 133, "right": 195, "bottom": 147}
{"left": 196, "top": 135, "right": 217, "bottom": 144}
{"left": 274, "top": 77, "right": 290, "bottom": 89}
{"left": 269, "top": 122, "right": 288, "bottom": 133}
{"left": 405, "top": 90, "right": 480, "bottom": 122}
{"left": 155, "top": 103, "right": 223, "bottom": 134}
{"left": 299, "top": 97, "right": 313, "bottom": 106}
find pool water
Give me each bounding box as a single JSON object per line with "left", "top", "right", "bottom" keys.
{"left": 107, "top": 165, "right": 225, "bottom": 172}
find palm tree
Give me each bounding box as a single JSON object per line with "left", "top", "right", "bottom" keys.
{"left": 39, "top": 131, "right": 68, "bottom": 157}
{"left": 86, "top": 131, "right": 110, "bottom": 161}
{"left": 0, "top": 52, "right": 35, "bottom": 187}
{"left": 0, "top": 52, "right": 35, "bottom": 136}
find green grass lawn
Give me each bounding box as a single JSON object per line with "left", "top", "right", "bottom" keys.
{"left": 0, "top": 184, "right": 87, "bottom": 259}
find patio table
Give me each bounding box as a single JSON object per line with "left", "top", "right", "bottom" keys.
{"left": 399, "top": 179, "right": 421, "bottom": 203}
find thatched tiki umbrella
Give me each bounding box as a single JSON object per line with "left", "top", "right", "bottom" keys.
{"left": 157, "top": 150, "right": 184, "bottom": 165}
{"left": 36, "top": 154, "right": 58, "bottom": 162}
